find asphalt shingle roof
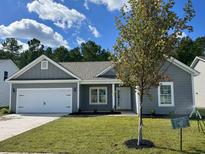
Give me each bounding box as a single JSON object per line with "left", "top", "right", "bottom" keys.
{"left": 199, "top": 56, "right": 205, "bottom": 60}
{"left": 60, "top": 61, "right": 114, "bottom": 80}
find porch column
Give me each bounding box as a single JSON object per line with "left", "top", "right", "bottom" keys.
{"left": 77, "top": 82, "right": 80, "bottom": 111}
{"left": 112, "top": 84, "right": 115, "bottom": 109}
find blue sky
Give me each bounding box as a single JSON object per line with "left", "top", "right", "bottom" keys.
{"left": 0, "top": 0, "right": 204, "bottom": 52}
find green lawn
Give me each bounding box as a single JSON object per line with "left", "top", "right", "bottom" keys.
{"left": 198, "top": 109, "right": 205, "bottom": 117}
{"left": 0, "top": 107, "right": 9, "bottom": 117}
{"left": 0, "top": 116, "right": 204, "bottom": 154}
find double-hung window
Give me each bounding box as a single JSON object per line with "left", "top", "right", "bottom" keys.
{"left": 158, "top": 82, "right": 174, "bottom": 107}
{"left": 90, "top": 87, "right": 107, "bottom": 104}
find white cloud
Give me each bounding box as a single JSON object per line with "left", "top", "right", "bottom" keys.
{"left": 88, "top": 25, "right": 100, "bottom": 38}
{"left": 176, "top": 32, "right": 187, "bottom": 39}
{"left": 17, "top": 40, "right": 29, "bottom": 52}
{"left": 85, "top": 0, "right": 128, "bottom": 11}
{"left": 27, "top": 0, "right": 86, "bottom": 29}
{"left": 76, "top": 37, "right": 85, "bottom": 46}
{"left": 0, "top": 19, "right": 69, "bottom": 48}
{"left": 0, "top": 43, "right": 2, "bottom": 50}
{"left": 84, "top": 0, "right": 89, "bottom": 10}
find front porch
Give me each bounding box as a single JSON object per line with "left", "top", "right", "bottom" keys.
{"left": 78, "top": 83, "right": 137, "bottom": 113}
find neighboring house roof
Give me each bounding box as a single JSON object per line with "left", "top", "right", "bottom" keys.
{"left": 0, "top": 59, "right": 10, "bottom": 63}
{"left": 0, "top": 59, "right": 19, "bottom": 72}
{"left": 60, "top": 61, "right": 113, "bottom": 80}
{"left": 190, "top": 56, "right": 205, "bottom": 68}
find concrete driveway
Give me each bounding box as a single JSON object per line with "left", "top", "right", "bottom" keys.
{"left": 0, "top": 114, "right": 62, "bottom": 142}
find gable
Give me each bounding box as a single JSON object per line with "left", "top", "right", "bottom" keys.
{"left": 193, "top": 60, "right": 205, "bottom": 74}
{"left": 162, "top": 61, "right": 191, "bottom": 80}
{"left": 191, "top": 57, "right": 205, "bottom": 69}
{"left": 7, "top": 55, "right": 81, "bottom": 81}
{"left": 14, "top": 60, "right": 76, "bottom": 80}
{"left": 98, "top": 67, "right": 116, "bottom": 78}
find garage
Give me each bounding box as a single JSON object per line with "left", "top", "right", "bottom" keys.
{"left": 16, "top": 88, "right": 72, "bottom": 114}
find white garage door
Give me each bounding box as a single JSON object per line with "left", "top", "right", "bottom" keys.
{"left": 16, "top": 88, "right": 72, "bottom": 114}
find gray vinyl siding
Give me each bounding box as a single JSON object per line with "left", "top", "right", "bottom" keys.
{"left": 15, "top": 60, "right": 76, "bottom": 80}
{"left": 79, "top": 84, "right": 136, "bottom": 112}
{"left": 100, "top": 68, "right": 116, "bottom": 78}
{"left": 11, "top": 83, "right": 77, "bottom": 113}
{"left": 80, "top": 84, "right": 113, "bottom": 111}
{"left": 142, "top": 62, "right": 193, "bottom": 115}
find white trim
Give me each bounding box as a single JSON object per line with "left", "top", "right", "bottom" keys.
{"left": 77, "top": 82, "right": 80, "bottom": 110}
{"left": 41, "top": 60, "right": 48, "bottom": 70}
{"left": 7, "top": 79, "right": 121, "bottom": 84}
{"left": 190, "top": 56, "right": 205, "bottom": 68}
{"left": 158, "top": 82, "right": 175, "bottom": 107}
{"left": 16, "top": 88, "right": 73, "bottom": 114}
{"left": 97, "top": 57, "right": 199, "bottom": 77}
{"left": 16, "top": 89, "right": 19, "bottom": 114}
{"left": 17, "top": 88, "right": 73, "bottom": 91}
{"left": 191, "top": 74, "right": 196, "bottom": 108}
{"left": 112, "top": 84, "right": 115, "bottom": 109}
{"left": 96, "top": 65, "right": 114, "bottom": 77}
{"left": 9, "top": 83, "right": 12, "bottom": 112}
{"left": 89, "top": 87, "right": 108, "bottom": 105}
{"left": 7, "top": 80, "right": 79, "bottom": 84}
{"left": 167, "top": 57, "right": 199, "bottom": 76}
{"left": 7, "top": 55, "right": 81, "bottom": 81}
{"left": 80, "top": 80, "right": 121, "bottom": 84}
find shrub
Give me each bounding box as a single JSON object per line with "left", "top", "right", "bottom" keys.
{"left": 150, "top": 109, "right": 156, "bottom": 117}
{"left": 78, "top": 108, "right": 82, "bottom": 113}
{"left": 110, "top": 109, "right": 115, "bottom": 113}
{"left": 93, "top": 108, "right": 98, "bottom": 113}
{"left": 0, "top": 108, "right": 9, "bottom": 114}
{"left": 168, "top": 111, "right": 175, "bottom": 118}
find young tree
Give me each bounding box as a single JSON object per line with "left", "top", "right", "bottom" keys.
{"left": 114, "top": 0, "right": 194, "bottom": 146}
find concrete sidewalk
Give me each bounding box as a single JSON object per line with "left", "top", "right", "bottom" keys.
{"left": 0, "top": 114, "right": 62, "bottom": 142}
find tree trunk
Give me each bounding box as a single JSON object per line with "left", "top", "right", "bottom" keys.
{"left": 137, "top": 94, "right": 143, "bottom": 146}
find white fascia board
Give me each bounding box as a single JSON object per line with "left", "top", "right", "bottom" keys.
{"left": 8, "top": 80, "right": 79, "bottom": 84}
{"left": 167, "top": 57, "right": 199, "bottom": 76}
{"left": 96, "top": 65, "right": 114, "bottom": 77}
{"left": 7, "top": 55, "right": 45, "bottom": 81}
{"left": 80, "top": 80, "right": 122, "bottom": 84}
{"left": 190, "top": 56, "right": 205, "bottom": 68}
{"left": 8, "top": 79, "right": 122, "bottom": 85}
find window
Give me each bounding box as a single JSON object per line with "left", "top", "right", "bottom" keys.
{"left": 158, "top": 82, "right": 174, "bottom": 106}
{"left": 4, "top": 71, "right": 8, "bottom": 81}
{"left": 41, "top": 60, "right": 48, "bottom": 70}
{"left": 89, "top": 87, "right": 107, "bottom": 104}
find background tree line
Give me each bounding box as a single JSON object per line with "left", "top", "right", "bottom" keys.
{"left": 0, "top": 36, "right": 205, "bottom": 68}
{"left": 0, "top": 38, "right": 112, "bottom": 68}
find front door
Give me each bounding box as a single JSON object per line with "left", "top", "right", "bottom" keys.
{"left": 116, "top": 87, "right": 131, "bottom": 110}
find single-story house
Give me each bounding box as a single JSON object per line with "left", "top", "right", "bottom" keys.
{"left": 0, "top": 59, "right": 19, "bottom": 107}
{"left": 190, "top": 56, "right": 205, "bottom": 108}
{"left": 7, "top": 55, "right": 198, "bottom": 115}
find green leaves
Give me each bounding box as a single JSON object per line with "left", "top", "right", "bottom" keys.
{"left": 114, "top": 0, "right": 195, "bottom": 94}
